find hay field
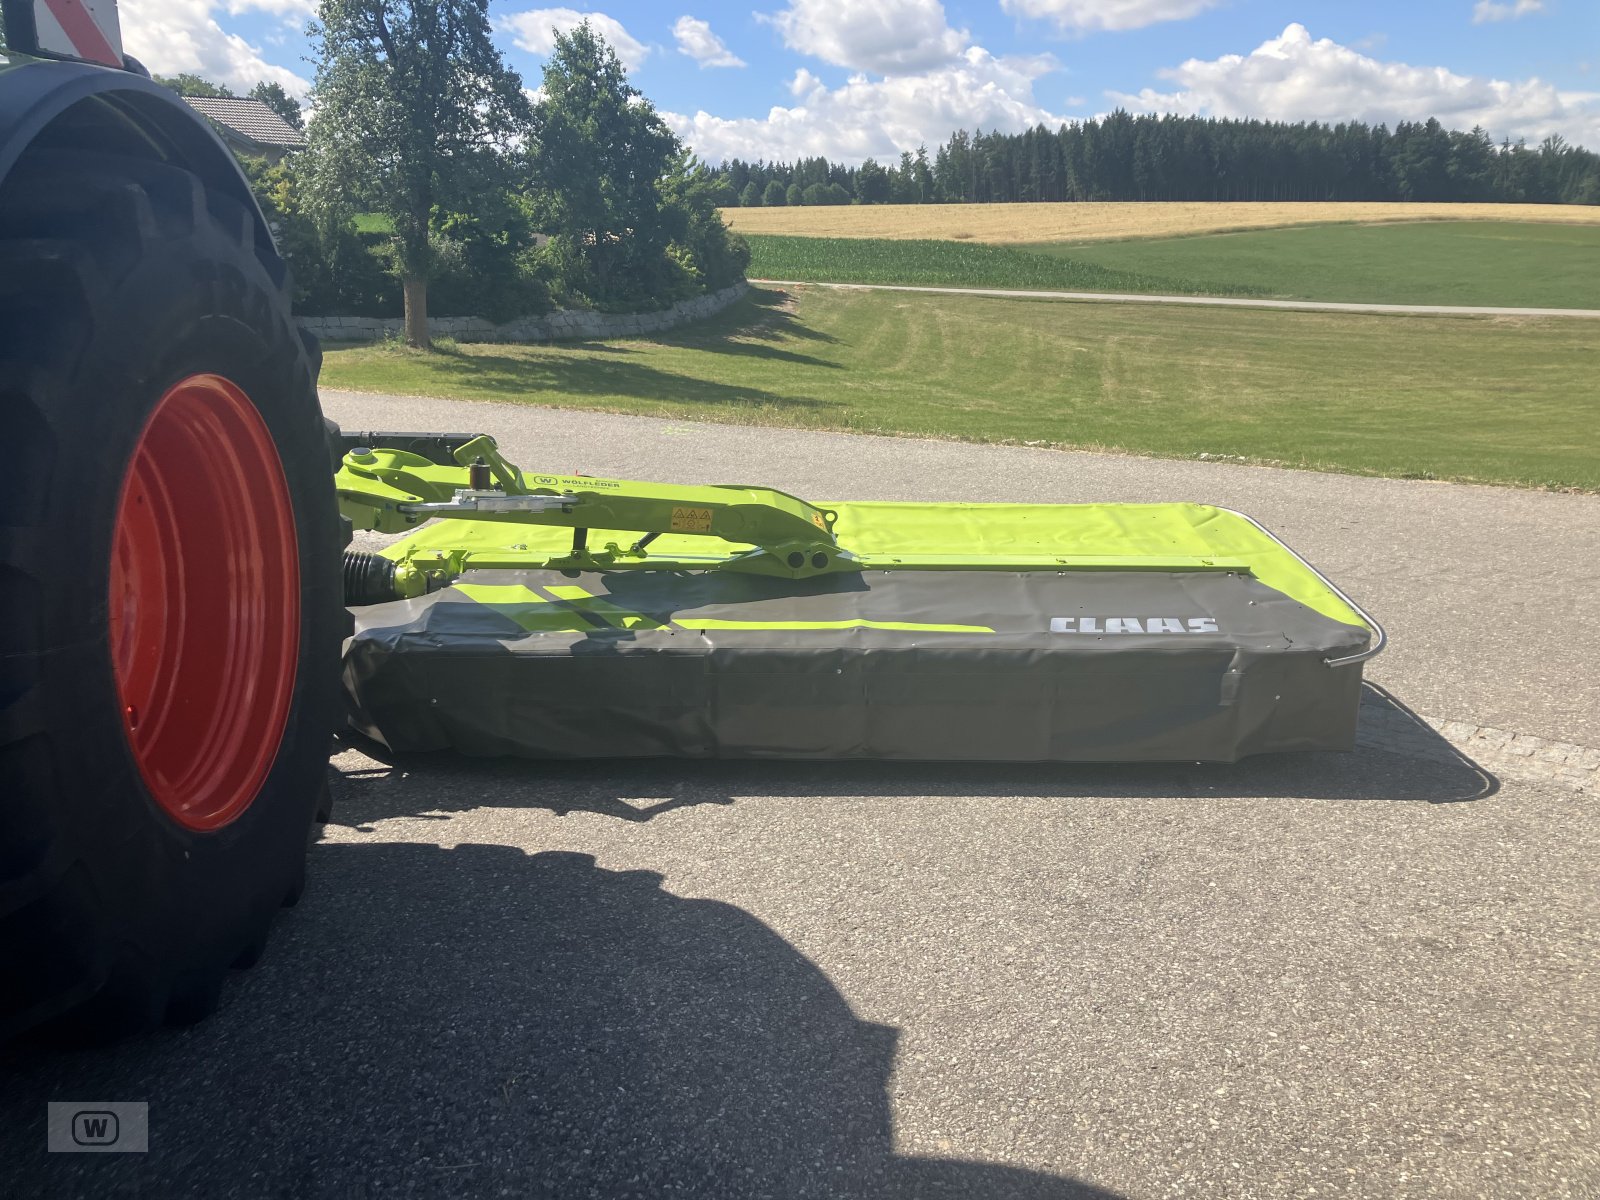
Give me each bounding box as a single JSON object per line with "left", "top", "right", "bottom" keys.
{"left": 721, "top": 201, "right": 1600, "bottom": 244}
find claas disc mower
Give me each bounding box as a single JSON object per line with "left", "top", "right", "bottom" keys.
{"left": 0, "top": 0, "right": 1381, "bottom": 1041}
{"left": 333, "top": 431, "right": 1382, "bottom": 763}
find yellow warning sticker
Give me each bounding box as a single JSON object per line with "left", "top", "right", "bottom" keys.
{"left": 670, "top": 505, "right": 714, "bottom": 533}
{"left": 811, "top": 513, "right": 827, "bottom": 530}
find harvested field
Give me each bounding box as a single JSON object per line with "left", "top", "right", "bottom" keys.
{"left": 721, "top": 201, "right": 1600, "bottom": 244}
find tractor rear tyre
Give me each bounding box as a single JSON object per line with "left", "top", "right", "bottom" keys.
{"left": 0, "top": 148, "right": 342, "bottom": 1040}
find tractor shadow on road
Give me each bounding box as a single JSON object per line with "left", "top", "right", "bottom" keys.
{"left": 329, "top": 682, "right": 1496, "bottom": 827}
{"left": 0, "top": 847, "right": 1118, "bottom": 1198}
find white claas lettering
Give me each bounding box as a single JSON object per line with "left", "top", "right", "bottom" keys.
{"left": 1049, "top": 616, "right": 1219, "bottom": 634}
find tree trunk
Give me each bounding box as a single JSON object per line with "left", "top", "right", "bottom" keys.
{"left": 402, "top": 276, "right": 430, "bottom": 350}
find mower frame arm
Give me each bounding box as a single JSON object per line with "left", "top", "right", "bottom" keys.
{"left": 334, "top": 433, "right": 847, "bottom": 579}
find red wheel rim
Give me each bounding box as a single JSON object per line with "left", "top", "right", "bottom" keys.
{"left": 109, "top": 373, "right": 300, "bottom": 831}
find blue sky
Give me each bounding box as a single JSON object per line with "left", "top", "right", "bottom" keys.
{"left": 127, "top": 1, "right": 1599, "bottom": 162}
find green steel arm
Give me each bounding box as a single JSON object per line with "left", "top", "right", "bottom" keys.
{"left": 335, "top": 436, "right": 847, "bottom": 578}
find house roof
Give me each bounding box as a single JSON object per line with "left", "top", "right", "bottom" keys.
{"left": 183, "top": 97, "right": 306, "bottom": 150}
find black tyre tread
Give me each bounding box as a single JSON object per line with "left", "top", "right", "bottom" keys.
{"left": 0, "top": 156, "right": 215, "bottom": 907}
{"left": 0, "top": 147, "right": 338, "bottom": 1040}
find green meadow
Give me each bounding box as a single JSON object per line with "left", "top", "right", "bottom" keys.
{"left": 321, "top": 286, "right": 1598, "bottom": 491}
{"left": 743, "top": 234, "right": 1259, "bottom": 297}
{"left": 744, "top": 221, "right": 1600, "bottom": 309}
{"left": 1028, "top": 221, "right": 1600, "bottom": 309}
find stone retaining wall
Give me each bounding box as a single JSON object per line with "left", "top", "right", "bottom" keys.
{"left": 299, "top": 281, "right": 749, "bottom": 344}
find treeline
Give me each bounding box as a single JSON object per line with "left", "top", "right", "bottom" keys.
{"left": 713, "top": 112, "right": 1600, "bottom": 207}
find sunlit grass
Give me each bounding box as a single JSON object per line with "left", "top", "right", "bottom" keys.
{"left": 744, "top": 235, "right": 1260, "bottom": 296}
{"left": 1028, "top": 221, "right": 1600, "bottom": 308}
{"left": 320, "top": 286, "right": 1600, "bottom": 492}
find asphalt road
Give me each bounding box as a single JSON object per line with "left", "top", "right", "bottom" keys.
{"left": 4, "top": 395, "right": 1596, "bottom": 1199}
{"left": 754, "top": 279, "right": 1600, "bottom": 319}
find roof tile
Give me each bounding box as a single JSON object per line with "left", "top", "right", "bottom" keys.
{"left": 183, "top": 97, "right": 306, "bottom": 149}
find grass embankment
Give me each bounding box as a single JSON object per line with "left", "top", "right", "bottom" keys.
{"left": 1031, "top": 221, "right": 1600, "bottom": 309}
{"left": 746, "top": 221, "right": 1600, "bottom": 308}
{"left": 721, "top": 200, "right": 1600, "bottom": 243}
{"left": 320, "top": 287, "right": 1599, "bottom": 491}
{"left": 744, "top": 234, "right": 1259, "bottom": 295}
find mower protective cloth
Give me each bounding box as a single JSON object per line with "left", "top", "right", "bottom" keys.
{"left": 342, "top": 564, "right": 1371, "bottom": 762}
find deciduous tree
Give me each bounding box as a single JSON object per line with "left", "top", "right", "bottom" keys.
{"left": 249, "top": 80, "right": 305, "bottom": 130}
{"left": 526, "top": 21, "right": 681, "bottom": 307}
{"left": 155, "top": 73, "right": 233, "bottom": 98}
{"left": 305, "top": 0, "right": 529, "bottom": 347}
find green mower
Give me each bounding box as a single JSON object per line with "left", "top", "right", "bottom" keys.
{"left": 331, "top": 430, "right": 1382, "bottom": 763}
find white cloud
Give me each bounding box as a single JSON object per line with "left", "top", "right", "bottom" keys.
{"left": 221, "top": 0, "right": 315, "bottom": 17}
{"left": 1472, "top": 0, "right": 1543, "bottom": 24}
{"left": 1001, "top": 0, "right": 1221, "bottom": 35}
{"left": 664, "top": 47, "right": 1066, "bottom": 164}
{"left": 500, "top": 8, "right": 650, "bottom": 73}
{"left": 120, "top": 0, "right": 309, "bottom": 96}
{"left": 1109, "top": 23, "right": 1600, "bottom": 147}
{"left": 673, "top": 16, "right": 744, "bottom": 68}
{"left": 764, "top": 0, "right": 969, "bottom": 75}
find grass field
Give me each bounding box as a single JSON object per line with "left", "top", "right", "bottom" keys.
{"left": 1029, "top": 221, "right": 1600, "bottom": 309}
{"left": 745, "top": 221, "right": 1600, "bottom": 308}
{"left": 320, "top": 287, "right": 1598, "bottom": 491}
{"left": 721, "top": 200, "right": 1600, "bottom": 243}
{"left": 744, "top": 234, "right": 1263, "bottom": 296}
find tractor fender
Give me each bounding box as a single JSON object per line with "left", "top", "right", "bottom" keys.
{"left": 0, "top": 57, "right": 272, "bottom": 251}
